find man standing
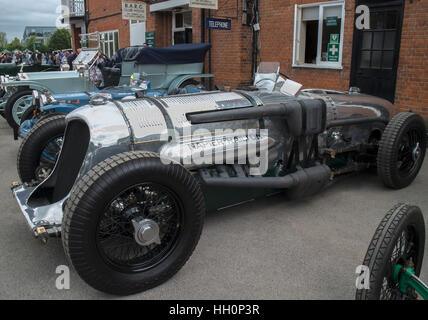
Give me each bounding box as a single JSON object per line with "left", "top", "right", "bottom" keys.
{"left": 61, "top": 50, "right": 69, "bottom": 64}
{"left": 25, "top": 52, "right": 32, "bottom": 65}
{"left": 67, "top": 48, "right": 82, "bottom": 70}
{"left": 34, "top": 50, "right": 42, "bottom": 66}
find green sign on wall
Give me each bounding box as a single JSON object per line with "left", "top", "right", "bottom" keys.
{"left": 328, "top": 43, "right": 340, "bottom": 62}
{"left": 145, "top": 31, "right": 155, "bottom": 47}
{"left": 330, "top": 34, "right": 339, "bottom": 44}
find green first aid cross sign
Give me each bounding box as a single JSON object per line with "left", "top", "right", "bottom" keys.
{"left": 328, "top": 43, "right": 340, "bottom": 62}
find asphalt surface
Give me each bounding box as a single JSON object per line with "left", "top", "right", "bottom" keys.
{"left": 0, "top": 116, "right": 427, "bottom": 300}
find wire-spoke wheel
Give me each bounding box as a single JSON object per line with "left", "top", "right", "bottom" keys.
{"left": 5, "top": 89, "right": 33, "bottom": 129}
{"left": 62, "top": 151, "right": 205, "bottom": 295}
{"left": 97, "top": 182, "right": 183, "bottom": 272}
{"left": 356, "top": 203, "right": 425, "bottom": 300}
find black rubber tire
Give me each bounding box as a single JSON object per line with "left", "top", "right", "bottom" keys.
{"left": 62, "top": 151, "right": 205, "bottom": 295}
{"left": 4, "top": 89, "right": 33, "bottom": 129}
{"left": 17, "top": 114, "right": 66, "bottom": 183}
{"left": 356, "top": 203, "right": 425, "bottom": 300}
{"left": 377, "top": 112, "right": 426, "bottom": 189}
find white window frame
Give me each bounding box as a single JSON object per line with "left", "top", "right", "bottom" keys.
{"left": 293, "top": 0, "right": 345, "bottom": 70}
{"left": 172, "top": 10, "right": 192, "bottom": 45}
{"left": 99, "top": 29, "right": 119, "bottom": 58}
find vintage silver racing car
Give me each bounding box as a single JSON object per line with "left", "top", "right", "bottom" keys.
{"left": 11, "top": 85, "right": 426, "bottom": 295}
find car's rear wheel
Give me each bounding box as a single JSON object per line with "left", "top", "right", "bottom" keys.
{"left": 356, "top": 203, "right": 425, "bottom": 300}
{"left": 62, "top": 151, "right": 205, "bottom": 295}
{"left": 377, "top": 112, "right": 426, "bottom": 189}
{"left": 179, "top": 79, "right": 202, "bottom": 89}
{"left": 17, "top": 114, "right": 65, "bottom": 183}
{"left": 5, "top": 89, "right": 33, "bottom": 129}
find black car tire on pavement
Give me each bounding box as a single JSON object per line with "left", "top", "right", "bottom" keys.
{"left": 377, "top": 112, "right": 426, "bottom": 189}
{"left": 62, "top": 151, "right": 205, "bottom": 295}
{"left": 356, "top": 203, "right": 425, "bottom": 300}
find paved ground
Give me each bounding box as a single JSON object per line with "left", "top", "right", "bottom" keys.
{"left": 0, "top": 116, "right": 427, "bottom": 300}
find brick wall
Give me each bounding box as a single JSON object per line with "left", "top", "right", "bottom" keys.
{"left": 146, "top": 10, "right": 172, "bottom": 48}
{"left": 258, "top": 0, "right": 355, "bottom": 92}
{"left": 194, "top": 4, "right": 254, "bottom": 88}
{"left": 395, "top": 0, "right": 428, "bottom": 123}
{"left": 87, "top": 0, "right": 130, "bottom": 48}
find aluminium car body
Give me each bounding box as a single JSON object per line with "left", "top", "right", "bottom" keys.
{"left": 13, "top": 87, "right": 399, "bottom": 237}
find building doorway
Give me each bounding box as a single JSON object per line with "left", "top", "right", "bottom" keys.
{"left": 350, "top": 0, "right": 404, "bottom": 102}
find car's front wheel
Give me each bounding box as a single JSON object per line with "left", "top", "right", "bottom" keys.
{"left": 62, "top": 151, "right": 205, "bottom": 295}
{"left": 356, "top": 203, "right": 425, "bottom": 300}
{"left": 377, "top": 112, "right": 426, "bottom": 189}
{"left": 17, "top": 114, "right": 66, "bottom": 183}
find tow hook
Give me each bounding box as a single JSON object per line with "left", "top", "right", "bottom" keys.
{"left": 35, "top": 227, "right": 49, "bottom": 245}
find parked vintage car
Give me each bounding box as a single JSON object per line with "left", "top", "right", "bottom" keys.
{"left": 0, "top": 50, "right": 102, "bottom": 129}
{"left": 1, "top": 43, "right": 213, "bottom": 130}
{"left": 12, "top": 66, "right": 426, "bottom": 295}
{"left": 0, "top": 32, "right": 103, "bottom": 122}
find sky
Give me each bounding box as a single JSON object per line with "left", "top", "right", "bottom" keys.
{"left": 0, "top": 0, "right": 61, "bottom": 42}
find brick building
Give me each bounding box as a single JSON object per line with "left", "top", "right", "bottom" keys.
{"left": 67, "top": 0, "right": 428, "bottom": 123}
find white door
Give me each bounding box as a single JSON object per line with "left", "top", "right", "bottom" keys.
{"left": 130, "top": 21, "right": 146, "bottom": 46}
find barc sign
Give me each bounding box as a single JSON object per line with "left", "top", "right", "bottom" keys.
{"left": 122, "top": 0, "right": 146, "bottom": 21}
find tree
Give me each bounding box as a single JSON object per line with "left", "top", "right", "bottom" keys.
{"left": 40, "top": 43, "right": 49, "bottom": 53}
{"left": 0, "top": 32, "right": 7, "bottom": 49}
{"left": 25, "top": 35, "right": 40, "bottom": 51}
{"left": 6, "top": 37, "right": 23, "bottom": 51}
{"left": 48, "top": 28, "right": 71, "bottom": 50}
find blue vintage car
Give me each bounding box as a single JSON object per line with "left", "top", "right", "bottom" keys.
{"left": 3, "top": 43, "right": 213, "bottom": 130}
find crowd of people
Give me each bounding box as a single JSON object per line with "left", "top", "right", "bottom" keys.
{"left": 0, "top": 48, "right": 81, "bottom": 69}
